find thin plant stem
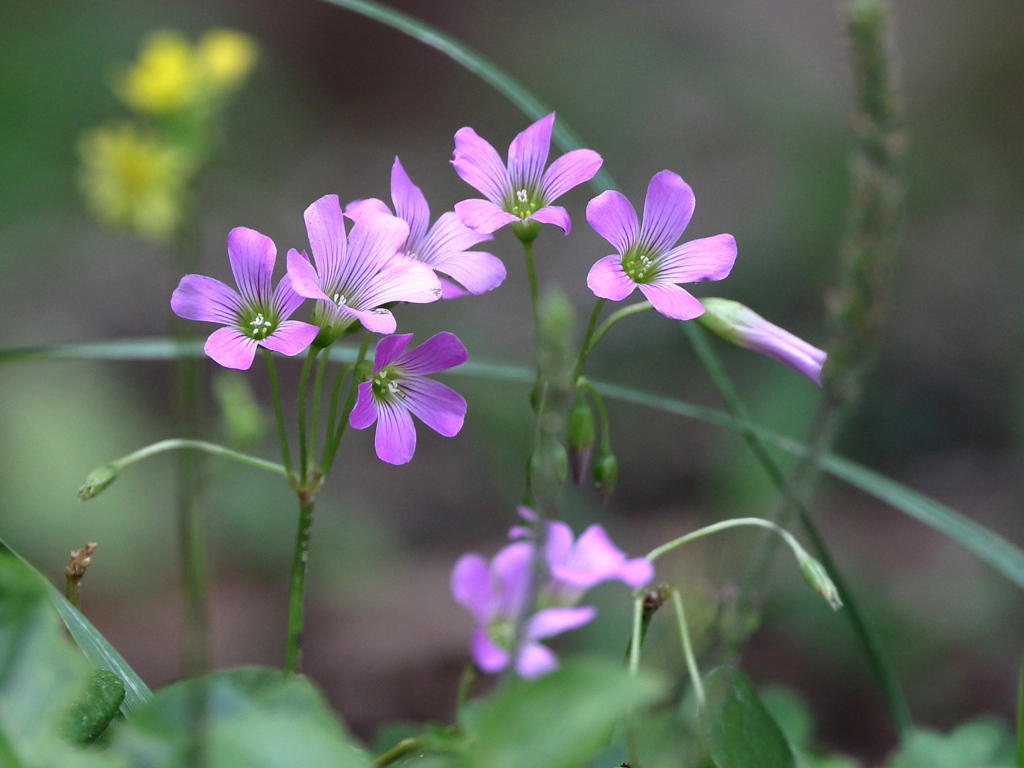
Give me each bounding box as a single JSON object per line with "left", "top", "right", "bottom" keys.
{"left": 646, "top": 517, "right": 798, "bottom": 562}
{"left": 456, "top": 662, "right": 476, "bottom": 714}
{"left": 522, "top": 240, "right": 541, "bottom": 353}
{"left": 323, "top": 360, "right": 353, "bottom": 455}
{"left": 320, "top": 332, "right": 371, "bottom": 476}
{"left": 264, "top": 349, "right": 293, "bottom": 478}
{"left": 579, "top": 380, "right": 611, "bottom": 452}
{"left": 626, "top": 594, "right": 644, "bottom": 768}
{"left": 309, "top": 346, "right": 330, "bottom": 463}
{"left": 588, "top": 301, "right": 653, "bottom": 353}
{"left": 284, "top": 494, "right": 316, "bottom": 675}
{"left": 670, "top": 587, "right": 705, "bottom": 707}
{"left": 296, "top": 346, "right": 319, "bottom": 480}
{"left": 374, "top": 738, "right": 429, "bottom": 768}
{"left": 570, "top": 298, "right": 605, "bottom": 386}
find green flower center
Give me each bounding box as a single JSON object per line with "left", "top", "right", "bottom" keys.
{"left": 508, "top": 187, "right": 540, "bottom": 219}
{"left": 238, "top": 306, "right": 278, "bottom": 340}
{"left": 620, "top": 245, "right": 659, "bottom": 283}
{"left": 487, "top": 618, "right": 514, "bottom": 650}
{"left": 371, "top": 366, "right": 404, "bottom": 401}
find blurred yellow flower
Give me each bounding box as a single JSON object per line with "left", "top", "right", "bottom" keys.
{"left": 116, "top": 28, "right": 258, "bottom": 115}
{"left": 78, "top": 122, "right": 192, "bottom": 241}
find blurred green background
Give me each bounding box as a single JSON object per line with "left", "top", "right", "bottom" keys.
{"left": 2, "top": 0, "right": 1023, "bottom": 762}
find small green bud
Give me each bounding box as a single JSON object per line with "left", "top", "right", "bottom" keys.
{"left": 77, "top": 464, "right": 120, "bottom": 501}
{"left": 511, "top": 219, "right": 541, "bottom": 244}
{"left": 566, "top": 395, "right": 596, "bottom": 485}
{"left": 353, "top": 359, "right": 374, "bottom": 382}
{"left": 593, "top": 448, "right": 618, "bottom": 501}
{"left": 797, "top": 551, "right": 842, "bottom": 611}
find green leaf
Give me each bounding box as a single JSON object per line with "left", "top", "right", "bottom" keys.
{"left": 111, "top": 666, "right": 370, "bottom": 768}
{"left": 883, "top": 718, "right": 1014, "bottom": 768}
{"left": 460, "top": 657, "right": 666, "bottom": 768}
{"left": 700, "top": 667, "right": 795, "bottom": 768}
{"left": 60, "top": 669, "right": 125, "bottom": 745}
{"left": 0, "top": 533, "right": 152, "bottom": 715}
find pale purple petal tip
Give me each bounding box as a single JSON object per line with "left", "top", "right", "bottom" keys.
{"left": 286, "top": 249, "right": 331, "bottom": 301}
{"left": 525, "top": 606, "right": 597, "bottom": 641}
{"left": 586, "top": 190, "right": 640, "bottom": 254}
{"left": 390, "top": 157, "right": 430, "bottom": 247}
{"left": 303, "top": 195, "right": 347, "bottom": 282}
{"left": 640, "top": 170, "right": 695, "bottom": 254}
{"left": 637, "top": 281, "right": 705, "bottom": 320}
{"left": 345, "top": 197, "right": 392, "bottom": 221}
{"left": 204, "top": 326, "right": 258, "bottom": 370}
{"left": 436, "top": 251, "right": 506, "bottom": 296}
{"left": 260, "top": 320, "right": 319, "bottom": 357}
{"left": 587, "top": 255, "right": 636, "bottom": 302}
{"left": 451, "top": 553, "right": 493, "bottom": 621}
{"left": 530, "top": 205, "right": 571, "bottom": 235}
{"left": 348, "top": 382, "right": 377, "bottom": 429}
{"left": 227, "top": 227, "right": 276, "bottom": 306}
{"left": 452, "top": 126, "right": 509, "bottom": 204}
{"left": 516, "top": 643, "right": 558, "bottom": 678}
{"left": 374, "top": 400, "right": 417, "bottom": 464}
{"left": 541, "top": 148, "right": 603, "bottom": 203}
{"left": 658, "top": 234, "right": 737, "bottom": 284}
{"left": 472, "top": 626, "right": 511, "bottom": 674}
{"left": 455, "top": 199, "right": 518, "bottom": 234}
{"left": 508, "top": 112, "right": 554, "bottom": 191}
{"left": 402, "top": 378, "right": 467, "bottom": 438}
{"left": 171, "top": 274, "right": 241, "bottom": 325}
{"left": 396, "top": 331, "right": 467, "bottom": 375}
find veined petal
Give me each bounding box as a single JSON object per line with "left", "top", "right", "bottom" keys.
{"left": 454, "top": 199, "right": 518, "bottom": 234}
{"left": 286, "top": 249, "right": 331, "bottom": 301}
{"left": 272, "top": 272, "right": 307, "bottom": 320}
{"left": 657, "top": 233, "right": 737, "bottom": 283}
{"left": 171, "top": 274, "right": 241, "bottom": 324}
{"left": 545, "top": 521, "right": 575, "bottom": 568}
{"left": 418, "top": 211, "right": 494, "bottom": 267}
{"left": 471, "top": 626, "right": 510, "bottom": 674}
{"left": 340, "top": 305, "right": 397, "bottom": 335}
{"left": 374, "top": 399, "right": 417, "bottom": 464}
{"left": 344, "top": 197, "right": 392, "bottom": 220}
{"left": 586, "top": 190, "right": 639, "bottom": 253}
{"left": 530, "top": 205, "right": 571, "bottom": 235}
{"left": 402, "top": 377, "right": 466, "bottom": 438}
{"left": 639, "top": 171, "right": 695, "bottom": 255}
{"left": 452, "top": 126, "right": 509, "bottom": 203}
{"left": 540, "top": 148, "right": 603, "bottom": 203}
{"left": 440, "top": 278, "right": 470, "bottom": 299}
{"left": 204, "top": 326, "right": 258, "bottom": 370}
{"left": 587, "top": 255, "right": 636, "bottom": 301}
{"left": 451, "top": 553, "right": 493, "bottom": 621}
{"left": 349, "top": 381, "right": 377, "bottom": 429}
{"left": 516, "top": 643, "right": 557, "bottom": 678}
{"left": 303, "top": 195, "right": 347, "bottom": 288}
{"left": 344, "top": 211, "right": 409, "bottom": 293}
{"left": 492, "top": 542, "right": 534, "bottom": 620}
{"left": 554, "top": 525, "right": 652, "bottom": 589}
{"left": 227, "top": 227, "right": 276, "bottom": 306}
{"left": 508, "top": 112, "right": 554, "bottom": 191}
{"left": 637, "top": 281, "right": 704, "bottom": 320}
{"left": 373, "top": 333, "right": 414, "bottom": 371}
{"left": 357, "top": 259, "right": 442, "bottom": 308}
{"left": 396, "top": 331, "right": 467, "bottom": 375}
{"left": 390, "top": 157, "right": 430, "bottom": 248}
{"left": 260, "top": 320, "right": 319, "bottom": 357}
{"left": 525, "top": 606, "right": 596, "bottom": 641}
{"left": 433, "top": 250, "right": 506, "bottom": 295}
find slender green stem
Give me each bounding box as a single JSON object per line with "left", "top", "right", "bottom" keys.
{"left": 324, "top": 361, "right": 353, "bottom": 455}
{"left": 320, "top": 332, "right": 371, "bottom": 475}
{"left": 296, "top": 346, "right": 318, "bottom": 480}
{"left": 284, "top": 494, "right": 316, "bottom": 675}
{"left": 570, "top": 298, "right": 605, "bottom": 386}
{"left": 588, "top": 301, "right": 653, "bottom": 353}
{"left": 670, "top": 587, "right": 705, "bottom": 707}
{"left": 522, "top": 240, "right": 541, "bottom": 352}
{"left": 579, "top": 380, "right": 611, "bottom": 451}
{"left": 310, "top": 346, "right": 330, "bottom": 464}
{"left": 264, "top": 349, "right": 293, "bottom": 477}
{"left": 626, "top": 594, "right": 644, "bottom": 768}
{"left": 646, "top": 517, "right": 798, "bottom": 562}
{"left": 374, "top": 738, "right": 429, "bottom": 768}
{"left": 456, "top": 662, "right": 476, "bottom": 714}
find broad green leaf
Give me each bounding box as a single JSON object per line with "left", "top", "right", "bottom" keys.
{"left": 0, "top": 533, "right": 152, "bottom": 715}
{"left": 700, "top": 667, "right": 795, "bottom": 768}
{"left": 460, "top": 657, "right": 666, "bottom": 768}
{"left": 61, "top": 669, "right": 125, "bottom": 745}
{"left": 111, "top": 666, "right": 370, "bottom": 768}
{"left": 883, "top": 718, "right": 1014, "bottom": 768}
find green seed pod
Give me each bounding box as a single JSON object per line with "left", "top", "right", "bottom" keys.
{"left": 593, "top": 448, "right": 618, "bottom": 501}
{"left": 567, "top": 396, "right": 596, "bottom": 485}
{"left": 77, "top": 463, "right": 120, "bottom": 501}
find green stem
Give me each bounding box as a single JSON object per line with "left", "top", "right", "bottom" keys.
{"left": 646, "top": 516, "right": 800, "bottom": 562}
{"left": 579, "top": 380, "right": 611, "bottom": 451}
{"left": 310, "top": 345, "right": 330, "bottom": 464}
{"left": 284, "top": 494, "right": 316, "bottom": 675}
{"left": 588, "top": 300, "right": 653, "bottom": 352}
{"left": 522, "top": 240, "right": 541, "bottom": 354}
{"left": 320, "top": 332, "right": 371, "bottom": 476}
{"left": 570, "top": 298, "right": 605, "bottom": 386}
{"left": 626, "top": 594, "right": 643, "bottom": 768}
{"left": 296, "top": 345, "right": 318, "bottom": 480}
{"left": 264, "top": 349, "right": 293, "bottom": 478}
{"left": 670, "top": 587, "right": 705, "bottom": 707}
{"left": 374, "top": 738, "right": 429, "bottom": 768}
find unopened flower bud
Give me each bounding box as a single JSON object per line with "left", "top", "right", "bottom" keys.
{"left": 567, "top": 396, "right": 596, "bottom": 485}
{"left": 77, "top": 464, "right": 120, "bottom": 501}
{"left": 593, "top": 448, "right": 618, "bottom": 501}
{"left": 353, "top": 359, "right": 374, "bottom": 382}
{"left": 530, "top": 435, "right": 568, "bottom": 489}
{"left": 797, "top": 550, "right": 842, "bottom": 610}
{"left": 698, "top": 298, "right": 826, "bottom": 386}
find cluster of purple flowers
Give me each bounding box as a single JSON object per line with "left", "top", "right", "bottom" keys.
{"left": 451, "top": 508, "right": 653, "bottom": 678}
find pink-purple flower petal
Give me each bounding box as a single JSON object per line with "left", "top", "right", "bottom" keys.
{"left": 541, "top": 148, "right": 603, "bottom": 202}
{"left": 356, "top": 259, "right": 442, "bottom": 308}
{"left": 303, "top": 195, "right": 348, "bottom": 287}
{"left": 451, "top": 553, "right": 493, "bottom": 621}
{"left": 454, "top": 199, "right": 519, "bottom": 235}
{"left": 452, "top": 126, "right": 510, "bottom": 203}
{"left": 551, "top": 525, "right": 653, "bottom": 590}
{"left": 529, "top": 205, "right": 572, "bottom": 235}
{"left": 349, "top": 382, "right": 377, "bottom": 429}
{"left": 418, "top": 211, "right": 495, "bottom": 266}
{"left": 373, "top": 333, "right": 413, "bottom": 372}
{"left": 344, "top": 197, "right": 392, "bottom": 220}
{"left": 586, "top": 191, "right": 639, "bottom": 254}
{"left": 402, "top": 378, "right": 467, "bottom": 438}
{"left": 526, "top": 606, "right": 597, "bottom": 641}
{"left": 432, "top": 250, "right": 506, "bottom": 296}
{"left": 472, "top": 627, "right": 511, "bottom": 674}
{"left": 285, "top": 250, "right": 331, "bottom": 302}
{"left": 260, "top": 320, "right": 320, "bottom": 357}
{"left": 639, "top": 171, "right": 695, "bottom": 254}
{"left": 170, "top": 275, "right": 241, "bottom": 324}
{"left": 657, "top": 234, "right": 737, "bottom": 284}
{"left": 396, "top": 331, "right": 468, "bottom": 375}
{"left": 272, "top": 271, "right": 308, "bottom": 319}
{"left": 637, "top": 281, "right": 705, "bottom": 321}
{"left": 587, "top": 255, "right": 637, "bottom": 301}
{"left": 508, "top": 112, "right": 554, "bottom": 191}
{"left": 516, "top": 643, "right": 558, "bottom": 678}
{"left": 204, "top": 326, "right": 259, "bottom": 370}
{"left": 227, "top": 227, "right": 276, "bottom": 306}
{"left": 374, "top": 399, "right": 417, "bottom": 465}
{"left": 390, "top": 157, "right": 430, "bottom": 247}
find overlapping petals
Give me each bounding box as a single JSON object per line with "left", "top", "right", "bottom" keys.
{"left": 171, "top": 227, "right": 318, "bottom": 369}
{"left": 452, "top": 112, "right": 603, "bottom": 236}
{"left": 286, "top": 194, "right": 442, "bottom": 339}
{"left": 586, "top": 170, "right": 737, "bottom": 321}
{"left": 349, "top": 332, "right": 468, "bottom": 465}
{"left": 346, "top": 158, "right": 506, "bottom": 298}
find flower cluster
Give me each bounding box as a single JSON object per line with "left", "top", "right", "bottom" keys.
{"left": 451, "top": 510, "right": 653, "bottom": 678}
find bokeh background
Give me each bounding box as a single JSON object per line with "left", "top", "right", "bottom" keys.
{"left": 2, "top": 0, "right": 1023, "bottom": 763}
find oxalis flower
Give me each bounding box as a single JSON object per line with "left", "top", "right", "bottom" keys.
{"left": 450, "top": 542, "right": 595, "bottom": 678}
{"left": 346, "top": 157, "right": 506, "bottom": 299}
{"left": 171, "top": 227, "right": 319, "bottom": 369}
{"left": 452, "top": 112, "right": 603, "bottom": 240}
{"left": 286, "top": 195, "right": 442, "bottom": 344}
{"left": 349, "top": 332, "right": 468, "bottom": 465}
{"left": 586, "top": 170, "right": 737, "bottom": 320}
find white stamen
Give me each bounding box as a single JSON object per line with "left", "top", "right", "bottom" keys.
{"left": 516, "top": 189, "right": 529, "bottom": 203}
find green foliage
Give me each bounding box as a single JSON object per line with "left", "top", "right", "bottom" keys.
{"left": 882, "top": 719, "right": 1015, "bottom": 768}
{"left": 61, "top": 670, "right": 126, "bottom": 745}
{"left": 699, "top": 667, "right": 795, "bottom": 768}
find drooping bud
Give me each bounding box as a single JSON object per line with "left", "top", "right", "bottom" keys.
{"left": 77, "top": 464, "right": 120, "bottom": 501}
{"left": 796, "top": 549, "right": 843, "bottom": 611}
{"left": 567, "top": 394, "right": 596, "bottom": 485}
{"left": 353, "top": 359, "right": 374, "bottom": 382}
{"left": 697, "top": 298, "right": 826, "bottom": 386}
{"left": 593, "top": 447, "right": 618, "bottom": 502}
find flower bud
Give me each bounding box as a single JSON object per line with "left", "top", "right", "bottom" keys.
{"left": 698, "top": 298, "right": 826, "bottom": 386}
{"left": 353, "top": 359, "right": 374, "bottom": 382}
{"left": 77, "top": 463, "right": 120, "bottom": 501}
{"left": 797, "top": 550, "right": 842, "bottom": 610}
{"left": 530, "top": 435, "right": 568, "bottom": 489}
{"left": 593, "top": 448, "right": 618, "bottom": 501}
{"left": 566, "top": 395, "right": 596, "bottom": 485}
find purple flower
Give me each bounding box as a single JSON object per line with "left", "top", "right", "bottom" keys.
{"left": 586, "top": 170, "right": 737, "bottom": 321}
{"left": 171, "top": 227, "right": 319, "bottom": 369}
{"left": 346, "top": 157, "right": 506, "bottom": 299}
{"left": 697, "top": 298, "right": 826, "bottom": 386}
{"left": 451, "top": 542, "right": 595, "bottom": 678}
{"left": 452, "top": 112, "right": 603, "bottom": 238}
{"left": 544, "top": 520, "right": 654, "bottom": 604}
{"left": 349, "top": 332, "right": 468, "bottom": 465}
{"left": 286, "top": 195, "right": 442, "bottom": 341}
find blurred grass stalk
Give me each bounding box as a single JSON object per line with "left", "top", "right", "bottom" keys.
{"left": 733, "top": 0, "right": 909, "bottom": 733}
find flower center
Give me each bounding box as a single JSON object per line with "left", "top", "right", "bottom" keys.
{"left": 371, "top": 366, "right": 403, "bottom": 401}
{"left": 239, "top": 307, "right": 277, "bottom": 340}
{"left": 487, "top": 618, "right": 514, "bottom": 651}
{"left": 508, "top": 187, "right": 539, "bottom": 219}
{"left": 332, "top": 292, "right": 347, "bottom": 307}
{"left": 620, "top": 246, "right": 659, "bottom": 283}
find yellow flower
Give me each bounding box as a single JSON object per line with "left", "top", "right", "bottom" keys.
{"left": 78, "top": 122, "right": 193, "bottom": 241}
{"left": 197, "top": 30, "right": 258, "bottom": 91}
